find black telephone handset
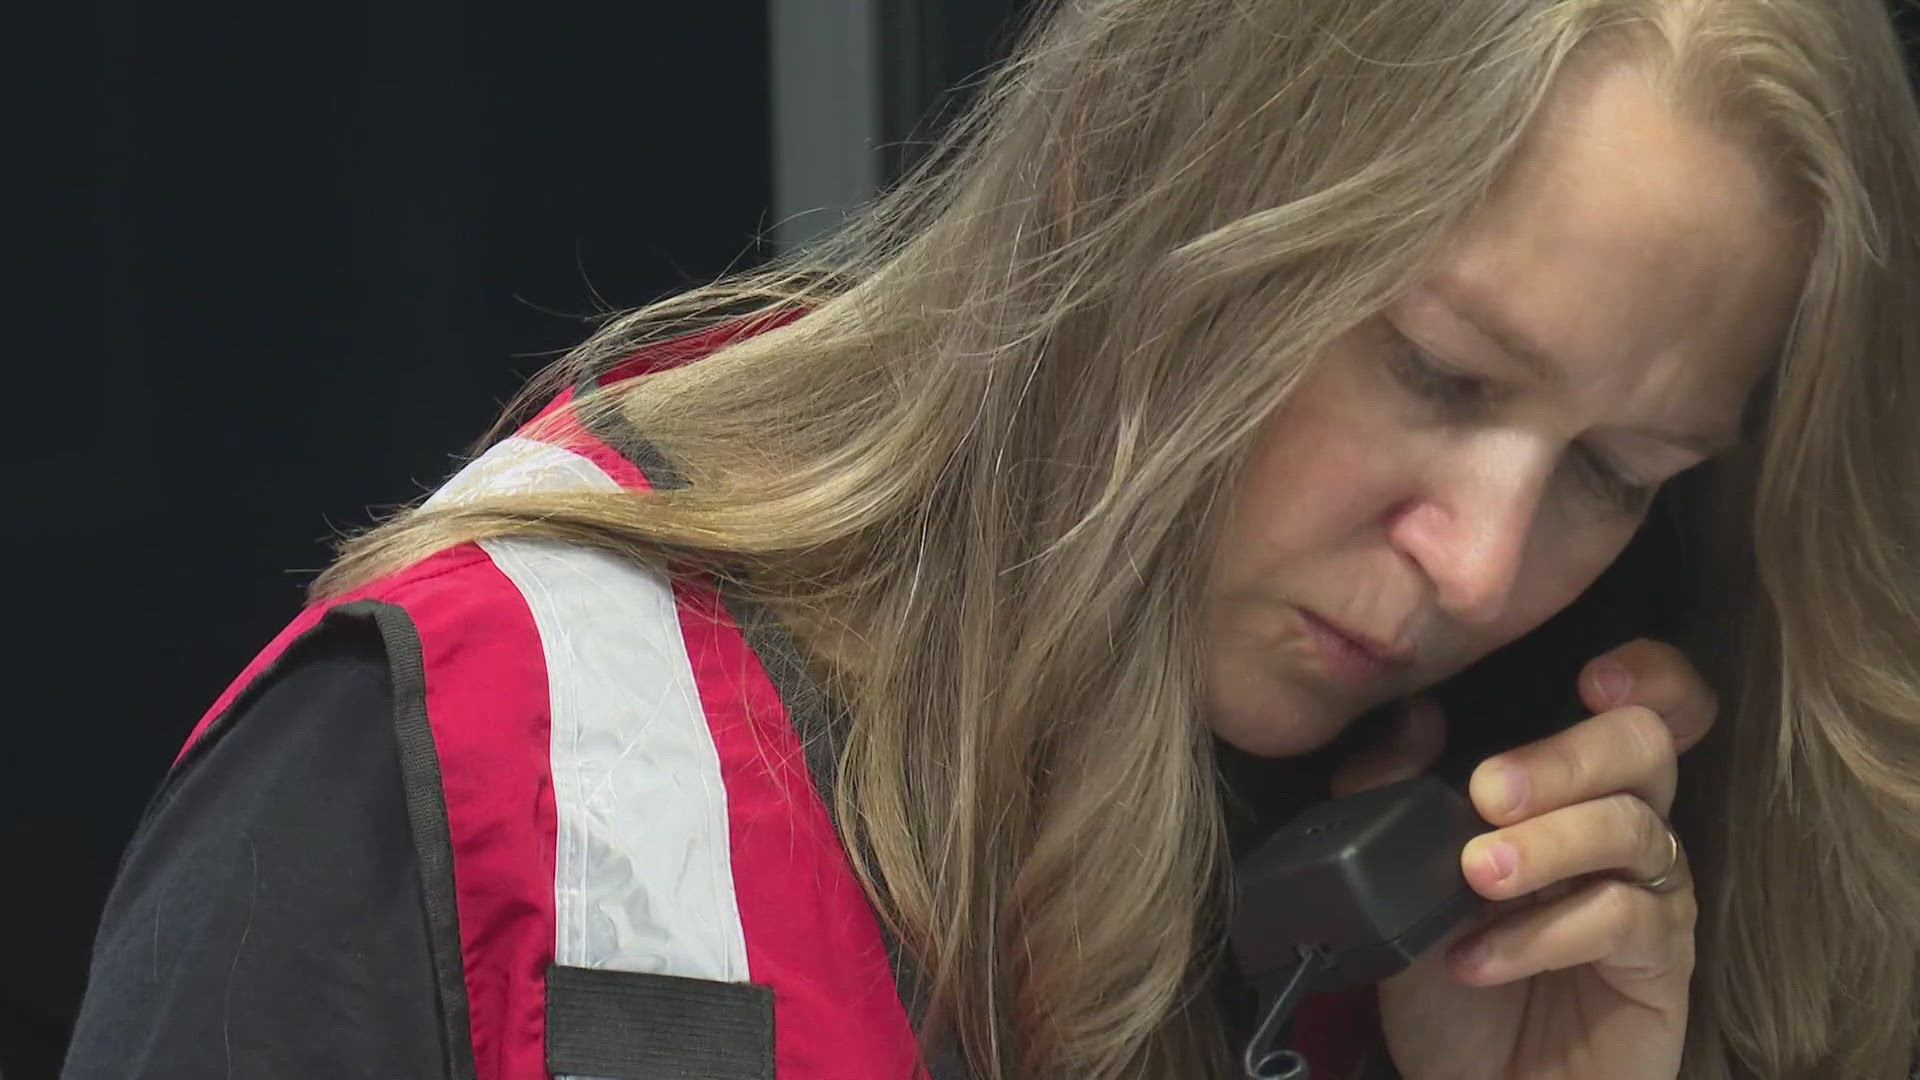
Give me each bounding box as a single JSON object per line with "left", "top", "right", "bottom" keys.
{"left": 1227, "top": 774, "right": 1488, "bottom": 1078}
{"left": 1224, "top": 495, "right": 1693, "bottom": 1078}
{"left": 1230, "top": 773, "right": 1485, "bottom": 997}
{"left": 1225, "top": 686, "right": 1594, "bottom": 1080}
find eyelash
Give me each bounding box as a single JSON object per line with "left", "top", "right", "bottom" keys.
{"left": 1391, "top": 343, "right": 1487, "bottom": 411}
{"left": 1386, "top": 341, "right": 1659, "bottom": 512}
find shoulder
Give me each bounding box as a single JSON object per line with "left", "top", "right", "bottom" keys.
{"left": 66, "top": 615, "right": 447, "bottom": 1078}
{"left": 156, "top": 613, "right": 400, "bottom": 828}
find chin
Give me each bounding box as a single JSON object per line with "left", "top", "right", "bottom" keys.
{"left": 1207, "top": 681, "right": 1356, "bottom": 759}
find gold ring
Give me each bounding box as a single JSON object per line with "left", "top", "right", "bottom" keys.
{"left": 1633, "top": 824, "right": 1684, "bottom": 894}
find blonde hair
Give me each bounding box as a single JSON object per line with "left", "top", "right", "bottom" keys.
{"left": 316, "top": 0, "right": 1920, "bottom": 1075}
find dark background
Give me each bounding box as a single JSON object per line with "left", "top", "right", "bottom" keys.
{"left": 9, "top": 2, "right": 1915, "bottom": 1077}
{"left": 11, "top": 1, "right": 1028, "bottom": 1074}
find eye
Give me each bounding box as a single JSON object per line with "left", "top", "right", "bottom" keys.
{"left": 1572, "top": 444, "right": 1659, "bottom": 513}
{"left": 1387, "top": 338, "right": 1491, "bottom": 414}
{"left": 1386, "top": 328, "right": 1662, "bottom": 514}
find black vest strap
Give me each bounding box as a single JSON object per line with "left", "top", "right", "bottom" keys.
{"left": 545, "top": 963, "right": 775, "bottom": 1080}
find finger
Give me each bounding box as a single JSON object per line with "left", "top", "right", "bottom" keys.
{"left": 1445, "top": 877, "right": 1697, "bottom": 992}
{"left": 1328, "top": 697, "right": 1446, "bottom": 797}
{"left": 1579, "top": 638, "right": 1719, "bottom": 754}
{"left": 1468, "top": 704, "right": 1677, "bottom": 825}
{"left": 1459, "top": 792, "right": 1688, "bottom": 903}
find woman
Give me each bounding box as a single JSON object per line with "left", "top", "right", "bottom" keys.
{"left": 63, "top": 0, "right": 1920, "bottom": 1077}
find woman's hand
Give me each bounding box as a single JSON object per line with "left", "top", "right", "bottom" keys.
{"left": 1335, "top": 638, "right": 1716, "bottom": 1080}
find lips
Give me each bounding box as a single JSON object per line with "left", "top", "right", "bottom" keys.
{"left": 1298, "top": 607, "right": 1415, "bottom": 667}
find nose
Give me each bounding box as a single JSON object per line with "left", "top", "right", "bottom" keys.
{"left": 1387, "top": 435, "right": 1553, "bottom": 626}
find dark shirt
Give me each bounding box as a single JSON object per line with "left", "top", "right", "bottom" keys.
{"left": 61, "top": 620, "right": 446, "bottom": 1079}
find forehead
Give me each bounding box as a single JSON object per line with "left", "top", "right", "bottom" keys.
{"left": 1433, "top": 63, "right": 1805, "bottom": 425}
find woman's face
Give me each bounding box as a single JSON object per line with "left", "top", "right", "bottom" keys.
{"left": 1205, "top": 65, "right": 1807, "bottom": 757}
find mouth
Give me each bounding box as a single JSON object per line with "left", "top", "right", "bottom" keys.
{"left": 1295, "top": 606, "right": 1415, "bottom": 685}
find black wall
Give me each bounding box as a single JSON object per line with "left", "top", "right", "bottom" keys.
{"left": 880, "top": 0, "right": 1035, "bottom": 176}
{"left": 14, "top": 3, "right": 770, "bottom": 1073}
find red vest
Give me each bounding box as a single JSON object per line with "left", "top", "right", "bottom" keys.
{"left": 174, "top": 319, "right": 1371, "bottom": 1080}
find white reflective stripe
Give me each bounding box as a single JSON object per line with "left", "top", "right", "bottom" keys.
{"left": 421, "top": 435, "right": 608, "bottom": 510}
{"left": 426, "top": 434, "right": 751, "bottom": 984}
{"left": 486, "top": 534, "right": 750, "bottom": 981}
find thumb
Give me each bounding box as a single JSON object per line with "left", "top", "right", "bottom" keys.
{"left": 1328, "top": 697, "right": 1447, "bottom": 798}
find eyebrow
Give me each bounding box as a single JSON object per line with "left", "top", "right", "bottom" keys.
{"left": 1435, "top": 287, "right": 1742, "bottom": 459}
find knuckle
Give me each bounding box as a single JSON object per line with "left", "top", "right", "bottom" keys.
{"left": 1614, "top": 705, "right": 1676, "bottom": 768}
{"left": 1584, "top": 793, "right": 1644, "bottom": 860}
{"left": 1594, "top": 880, "right": 1644, "bottom": 946}
{"left": 1537, "top": 727, "right": 1590, "bottom": 790}
{"left": 1614, "top": 794, "right": 1662, "bottom": 856}
{"left": 1622, "top": 638, "right": 1721, "bottom": 735}
{"left": 1599, "top": 790, "right": 1640, "bottom": 830}
{"left": 1665, "top": 663, "right": 1721, "bottom": 737}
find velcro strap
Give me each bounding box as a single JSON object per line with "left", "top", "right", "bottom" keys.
{"left": 545, "top": 964, "right": 775, "bottom": 1079}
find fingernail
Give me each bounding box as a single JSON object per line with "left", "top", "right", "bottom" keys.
{"left": 1478, "top": 840, "right": 1518, "bottom": 883}
{"left": 1491, "top": 763, "right": 1528, "bottom": 816}
{"left": 1593, "top": 658, "right": 1633, "bottom": 706}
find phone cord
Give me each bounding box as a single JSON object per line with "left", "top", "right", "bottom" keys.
{"left": 1242, "top": 945, "right": 1333, "bottom": 1080}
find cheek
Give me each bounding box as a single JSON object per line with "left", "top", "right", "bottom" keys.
{"left": 1201, "top": 361, "right": 1417, "bottom": 757}
{"left": 1210, "top": 379, "right": 1407, "bottom": 592}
